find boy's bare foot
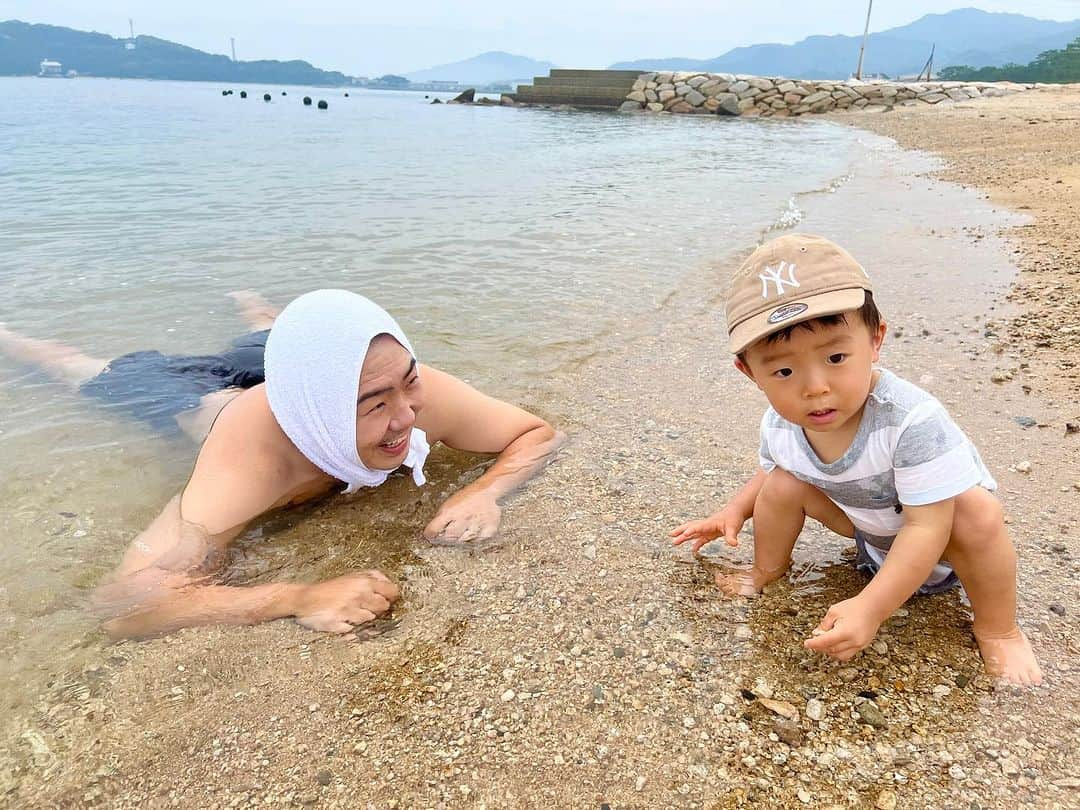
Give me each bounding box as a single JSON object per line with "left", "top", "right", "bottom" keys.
{"left": 715, "top": 565, "right": 786, "bottom": 597}
{"left": 974, "top": 627, "right": 1043, "bottom": 686}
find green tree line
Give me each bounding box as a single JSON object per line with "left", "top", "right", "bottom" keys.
{"left": 941, "top": 36, "right": 1080, "bottom": 82}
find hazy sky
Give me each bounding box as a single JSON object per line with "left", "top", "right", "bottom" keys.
{"left": 5, "top": 1, "right": 1080, "bottom": 75}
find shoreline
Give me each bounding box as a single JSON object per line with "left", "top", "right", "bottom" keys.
{"left": 836, "top": 86, "right": 1080, "bottom": 412}
{"left": 4, "top": 94, "right": 1079, "bottom": 808}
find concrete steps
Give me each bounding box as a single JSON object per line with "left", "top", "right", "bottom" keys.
{"left": 512, "top": 69, "right": 640, "bottom": 108}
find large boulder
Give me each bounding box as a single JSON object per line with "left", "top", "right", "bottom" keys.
{"left": 685, "top": 89, "right": 706, "bottom": 106}
{"left": 715, "top": 93, "right": 741, "bottom": 116}
{"left": 449, "top": 88, "right": 476, "bottom": 104}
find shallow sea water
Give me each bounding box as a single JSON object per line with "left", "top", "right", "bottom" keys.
{"left": 0, "top": 77, "right": 1019, "bottom": 716}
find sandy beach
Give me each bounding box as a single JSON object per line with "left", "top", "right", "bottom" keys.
{"left": 3, "top": 88, "right": 1079, "bottom": 810}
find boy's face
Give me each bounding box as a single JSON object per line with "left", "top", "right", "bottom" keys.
{"left": 736, "top": 314, "right": 886, "bottom": 436}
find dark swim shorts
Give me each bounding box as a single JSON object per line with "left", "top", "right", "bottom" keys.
{"left": 853, "top": 530, "right": 962, "bottom": 596}
{"left": 79, "top": 330, "right": 269, "bottom": 433}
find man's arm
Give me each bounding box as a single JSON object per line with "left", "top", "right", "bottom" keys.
{"left": 804, "top": 499, "right": 953, "bottom": 660}
{"left": 94, "top": 397, "right": 400, "bottom": 639}
{"left": 415, "top": 366, "right": 564, "bottom": 542}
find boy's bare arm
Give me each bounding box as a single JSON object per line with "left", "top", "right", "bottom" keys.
{"left": 805, "top": 499, "right": 953, "bottom": 659}
{"left": 670, "top": 469, "right": 767, "bottom": 552}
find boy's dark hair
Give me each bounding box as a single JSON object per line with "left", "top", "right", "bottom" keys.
{"left": 736, "top": 290, "right": 882, "bottom": 364}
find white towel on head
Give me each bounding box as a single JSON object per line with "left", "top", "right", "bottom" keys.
{"left": 264, "top": 289, "right": 429, "bottom": 494}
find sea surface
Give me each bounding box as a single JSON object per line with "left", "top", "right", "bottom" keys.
{"left": 1, "top": 77, "right": 876, "bottom": 706}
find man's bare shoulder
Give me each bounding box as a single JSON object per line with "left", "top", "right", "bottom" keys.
{"left": 181, "top": 386, "right": 323, "bottom": 534}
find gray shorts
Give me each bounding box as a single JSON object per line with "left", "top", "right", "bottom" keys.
{"left": 853, "top": 530, "right": 961, "bottom": 596}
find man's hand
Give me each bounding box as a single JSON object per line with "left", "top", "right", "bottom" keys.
{"left": 803, "top": 596, "right": 882, "bottom": 661}
{"left": 293, "top": 571, "right": 400, "bottom": 634}
{"left": 670, "top": 506, "right": 746, "bottom": 553}
{"left": 423, "top": 492, "right": 502, "bottom": 545}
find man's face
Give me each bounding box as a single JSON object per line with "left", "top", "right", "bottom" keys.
{"left": 354, "top": 334, "right": 424, "bottom": 470}
{"left": 737, "top": 315, "right": 886, "bottom": 437}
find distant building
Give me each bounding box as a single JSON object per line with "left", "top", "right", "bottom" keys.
{"left": 39, "top": 59, "right": 64, "bottom": 77}
{"left": 428, "top": 80, "right": 461, "bottom": 90}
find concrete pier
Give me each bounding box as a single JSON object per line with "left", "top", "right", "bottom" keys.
{"left": 512, "top": 69, "right": 641, "bottom": 108}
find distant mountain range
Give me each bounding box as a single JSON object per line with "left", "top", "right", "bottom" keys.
{"left": 0, "top": 20, "right": 350, "bottom": 85}
{"left": 404, "top": 51, "right": 555, "bottom": 84}
{"left": 609, "top": 8, "right": 1080, "bottom": 79}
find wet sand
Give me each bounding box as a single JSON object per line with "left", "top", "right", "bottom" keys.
{"left": 3, "top": 93, "right": 1080, "bottom": 809}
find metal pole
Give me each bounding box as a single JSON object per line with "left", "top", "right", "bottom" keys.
{"left": 855, "top": 0, "right": 874, "bottom": 80}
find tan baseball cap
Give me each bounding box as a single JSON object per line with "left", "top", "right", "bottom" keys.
{"left": 726, "top": 233, "right": 873, "bottom": 354}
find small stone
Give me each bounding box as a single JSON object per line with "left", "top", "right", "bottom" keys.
{"left": 753, "top": 677, "right": 774, "bottom": 698}
{"left": 734, "top": 625, "right": 752, "bottom": 640}
{"left": 932, "top": 684, "right": 951, "bottom": 699}
{"left": 875, "top": 789, "right": 897, "bottom": 810}
{"left": 871, "top": 640, "right": 888, "bottom": 654}
{"left": 758, "top": 698, "right": 799, "bottom": 720}
{"left": 856, "top": 702, "right": 887, "bottom": 729}
{"left": 1015, "top": 461, "right": 1032, "bottom": 473}
{"left": 501, "top": 689, "right": 515, "bottom": 702}
{"left": 682, "top": 716, "right": 696, "bottom": 729}
{"left": 806, "top": 698, "right": 825, "bottom": 721}
{"left": 949, "top": 764, "right": 966, "bottom": 780}
{"left": 1001, "top": 757, "right": 1022, "bottom": 776}
{"left": 1049, "top": 603, "right": 1066, "bottom": 616}
{"left": 635, "top": 775, "right": 647, "bottom": 792}
{"left": 583, "top": 545, "right": 597, "bottom": 561}
{"left": 797, "top": 788, "right": 812, "bottom": 804}
{"left": 991, "top": 369, "right": 1012, "bottom": 383}
{"left": 1064, "top": 421, "right": 1079, "bottom": 435}
{"left": 838, "top": 667, "right": 859, "bottom": 683}
{"left": 316, "top": 771, "right": 332, "bottom": 786}
{"left": 773, "top": 718, "right": 804, "bottom": 747}
{"left": 1013, "top": 416, "right": 1037, "bottom": 428}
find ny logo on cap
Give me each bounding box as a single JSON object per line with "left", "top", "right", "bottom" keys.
{"left": 759, "top": 262, "right": 800, "bottom": 298}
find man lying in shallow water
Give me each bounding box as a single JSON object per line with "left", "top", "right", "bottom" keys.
{"left": 0, "top": 290, "right": 562, "bottom": 638}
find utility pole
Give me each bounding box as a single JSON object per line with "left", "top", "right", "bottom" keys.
{"left": 854, "top": 0, "right": 874, "bottom": 80}
{"left": 231, "top": 37, "right": 237, "bottom": 62}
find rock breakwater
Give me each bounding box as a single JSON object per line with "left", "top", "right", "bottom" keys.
{"left": 616, "top": 72, "right": 1029, "bottom": 117}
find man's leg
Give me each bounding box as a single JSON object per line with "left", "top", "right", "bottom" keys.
{"left": 0, "top": 323, "right": 108, "bottom": 387}
{"left": 226, "top": 291, "right": 279, "bottom": 331}
{"left": 718, "top": 468, "right": 856, "bottom": 596}
{"left": 944, "top": 487, "right": 1042, "bottom": 685}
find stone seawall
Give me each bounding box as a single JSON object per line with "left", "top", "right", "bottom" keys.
{"left": 616, "top": 72, "right": 1029, "bottom": 117}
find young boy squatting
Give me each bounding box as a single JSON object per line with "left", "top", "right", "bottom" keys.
{"left": 671, "top": 234, "right": 1042, "bottom": 686}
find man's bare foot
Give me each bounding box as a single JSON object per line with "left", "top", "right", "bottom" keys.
{"left": 226, "top": 290, "right": 279, "bottom": 331}
{"left": 974, "top": 627, "right": 1043, "bottom": 686}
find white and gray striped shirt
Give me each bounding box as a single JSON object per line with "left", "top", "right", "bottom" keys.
{"left": 759, "top": 368, "right": 996, "bottom": 546}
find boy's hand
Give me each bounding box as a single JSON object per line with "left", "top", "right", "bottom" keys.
{"left": 670, "top": 507, "right": 745, "bottom": 553}
{"left": 803, "top": 597, "right": 882, "bottom": 661}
